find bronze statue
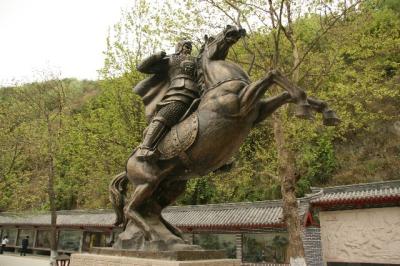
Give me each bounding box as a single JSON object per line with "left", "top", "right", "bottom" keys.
{"left": 109, "top": 25, "right": 340, "bottom": 251}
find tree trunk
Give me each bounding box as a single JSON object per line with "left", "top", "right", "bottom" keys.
{"left": 273, "top": 114, "right": 306, "bottom": 265}
{"left": 273, "top": 1, "right": 307, "bottom": 264}
{"left": 48, "top": 161, "right": 58, "bottom": 265}
{"left": 47, "top": 118, "right": 58, "bottom": 265}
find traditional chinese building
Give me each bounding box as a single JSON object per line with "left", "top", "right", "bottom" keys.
{"left": 0, "top": 180, "right": 399, "bottom": 265}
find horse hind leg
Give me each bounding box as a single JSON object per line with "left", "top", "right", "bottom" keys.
{"left": 156, "top": 180, "right": 188, "bottom": 239}
{"left": 124, "top": 182, "right": 160, "bottom": 241}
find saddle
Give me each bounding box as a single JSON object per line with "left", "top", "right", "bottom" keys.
{"left": 158, "top": 112, "right": 199, "bottom": 160}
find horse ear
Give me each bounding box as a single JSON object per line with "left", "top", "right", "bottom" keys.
{"left": 204, "top": 35, "right": 208, "bottom": 42}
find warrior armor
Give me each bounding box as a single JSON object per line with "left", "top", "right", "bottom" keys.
{"left": 158, "top": 53, "right": 198, "bottom": 108}
{"left": 136, "top": 41, "right": 199, "bottom": 161}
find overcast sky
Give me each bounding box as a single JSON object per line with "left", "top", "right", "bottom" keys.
{"left": 0, "top": 0, "right": 132, "bottom": 86}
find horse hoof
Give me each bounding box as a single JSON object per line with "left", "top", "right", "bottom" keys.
{"left": 295, "top": 103, "right": 314, "bottom": 120}
{"left": 323, "top": 110, "right": 341, "bottom": 126}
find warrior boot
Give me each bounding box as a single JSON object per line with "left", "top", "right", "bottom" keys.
{"left": 137, "top": 117, "right": 169, "bottom": 161}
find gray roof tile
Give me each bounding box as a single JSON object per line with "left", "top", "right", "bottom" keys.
{"left": 310, "top": 180, "right": 400, "bottom": 205}
{"left": 0, "top": 210, "right": 115, "bottom": 227}
{"left": 162, "top": 201, "right": 287, "bottom": 230}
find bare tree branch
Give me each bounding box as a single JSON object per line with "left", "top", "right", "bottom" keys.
{"left": 289, "top": 0, "right": 362, "bottom": 75}
{"left": 205, "top": 0, "right": 238, "bottom": 26}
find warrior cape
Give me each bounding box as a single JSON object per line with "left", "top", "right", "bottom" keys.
{"left": 133, "top": 71, "right": 170, "bottom": 123}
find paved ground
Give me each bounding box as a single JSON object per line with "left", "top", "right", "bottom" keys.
{"left": 0, "top": 253, "right": 50, "bottom": 266}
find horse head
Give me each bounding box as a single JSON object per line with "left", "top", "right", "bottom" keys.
{"left": 201, "top": 25, "right": 246, "bottom": 61}
{"left": 197, "top": 25, "right": 248, "bottom": 95}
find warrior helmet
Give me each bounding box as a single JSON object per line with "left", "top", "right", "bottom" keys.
{"left": 175, "top": 40, "right": 192, "bottom": 54}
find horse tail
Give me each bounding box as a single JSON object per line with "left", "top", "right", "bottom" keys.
{"left": 109, "top": 171, "right": 129, "bottom": 226}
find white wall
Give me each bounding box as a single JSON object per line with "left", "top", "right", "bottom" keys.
{"left": 320, "top": 207, "right": 400, "bottom": 264}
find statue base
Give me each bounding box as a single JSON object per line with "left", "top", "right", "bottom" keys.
{"left": 90, "top": 247, "right": 227, "bottom": 260}
{"left": 112, "top": 215, "right": 200, "bottom": 251}
{"left": 70, "top": 252, "right": 240, "bottom": 266}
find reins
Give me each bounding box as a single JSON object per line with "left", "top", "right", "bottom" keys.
{"left": 201, "top": 77, "right": 250, "bottom": 97}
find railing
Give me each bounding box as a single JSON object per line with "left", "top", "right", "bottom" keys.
{"left": 242, "top": 263, "right": 290, "bottom": 266}
{"left": 55, "top": 254, "right": 70, "bottom": 266}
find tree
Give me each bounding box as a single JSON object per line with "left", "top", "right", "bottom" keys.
{"left": 10, "top": 72, "right": 68, "bottom": 264}
{"left": 193, "top": 0, "right": 364, "bottom": 264}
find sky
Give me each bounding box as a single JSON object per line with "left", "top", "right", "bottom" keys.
{"left": 0, "top": 0, "right": 132, "bottom": 86}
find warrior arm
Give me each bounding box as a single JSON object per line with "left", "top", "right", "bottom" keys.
{"left": 137, "top": 51, "right": 168, "bottom": 74}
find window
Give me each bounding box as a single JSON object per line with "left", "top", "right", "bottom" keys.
{"left": 83, "top": 231, "right": 112, "bottom": 249}
{"left": 58, "top": 230, "right": 82, "bottom": 251}
{"left": 193, "top": 234, "right": 236, "bottom": 258}
{"left": 1, "top": 228, "right": 17, "bottom": 246}
{"left": 36, "top": 230, "right": 51, "bottom": 249}
{"left": 243, "top": 233, "right": 289, "bottom": 263}
{"left": 17, "top": 229, "right": 35, "bottom": 247}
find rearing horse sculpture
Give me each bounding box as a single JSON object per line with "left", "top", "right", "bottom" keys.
{"left": 110, "top": 25, "right": 340, "bottom": 251}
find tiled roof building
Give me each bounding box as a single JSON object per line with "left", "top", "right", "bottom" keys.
{"left": 0, "top": 179, "right": 399, "bottom": 265}
{"left": 1, "top": 180, "right": 398, "bottom": 230}
{"left": 0, "top": 200, "right": 311, "bottom": 232}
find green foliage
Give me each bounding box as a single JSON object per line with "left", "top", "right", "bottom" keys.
{"left": 55, "top": 77, "right": 145, "bottom": 209}
{"left": 302, "top": 135, "right": 337, "bottom": 185}
{"left": 0, "top": 77, "right": 146, "bottom": 211}
{"left": 179, "top": 176, "right": 216, "bottom": 205}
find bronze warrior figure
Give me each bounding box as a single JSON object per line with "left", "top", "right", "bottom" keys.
{"left": 135, "top": 41, "right": 199, "bottom": 161}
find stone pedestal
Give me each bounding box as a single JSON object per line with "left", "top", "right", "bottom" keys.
{"left": 90, "top": 247, "right": 227, "bottom": 260}
{"left": 70, "top": 253, "right": 241, "bottom": 266}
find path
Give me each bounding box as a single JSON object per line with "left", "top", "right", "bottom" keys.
{"left": 0, "top": 253, "right": 50, "bottom": 266}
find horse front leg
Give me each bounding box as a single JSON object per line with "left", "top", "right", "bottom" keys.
{"left": 239, "top": 70, "right": 311, "bottom": 118}
{"left": 253, "top": 92, "right": 291, "bottom": 125}
{"left": 124, "top": 182, "right": 160, "bottom": 241}
{"left": 307, "top": 97, "right": 341, "bottom": 126}
{"left": 267, "top": 70, "right": 314, "bottom": 119}
{"left": 267, "top": 71, "right": 340, "bottom": 125}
